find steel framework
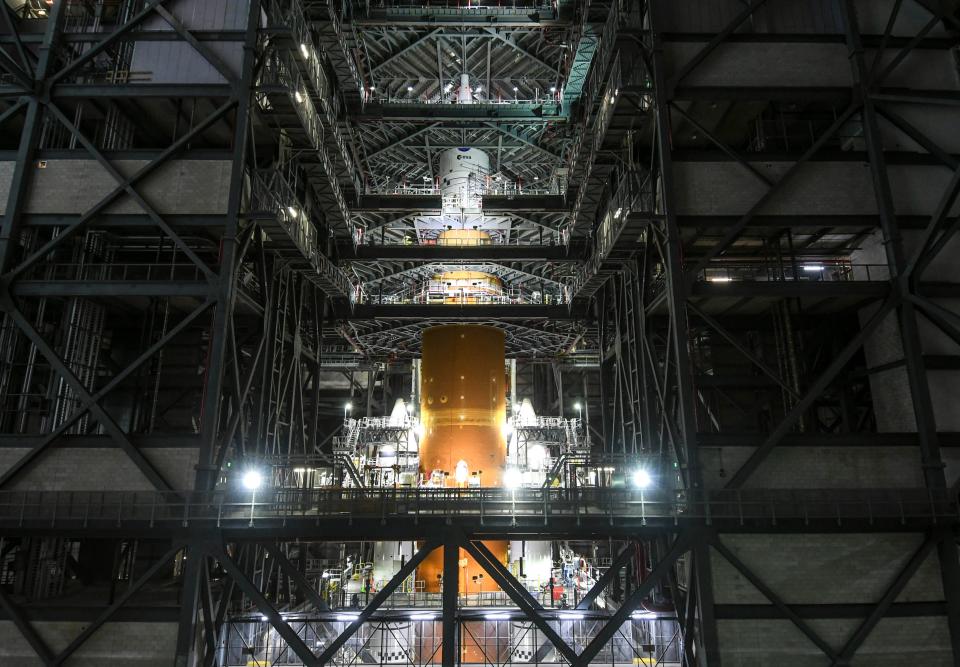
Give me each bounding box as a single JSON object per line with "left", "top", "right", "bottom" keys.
{"left": 0, "top": 0, "right": 958, "bottom": 665}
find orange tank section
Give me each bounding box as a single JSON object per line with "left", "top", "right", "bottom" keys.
{"left": 417, "top": 325, "right": 509, "bottom": 601}
{"left": 418, "top": 324, "right": 507, "bottom": 485}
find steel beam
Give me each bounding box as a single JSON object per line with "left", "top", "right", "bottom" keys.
{"left": 461, "top": 537, "right": 578, "bottom": 663}
{"left": 316, "top": 540, "right": 440, "bottom": 665}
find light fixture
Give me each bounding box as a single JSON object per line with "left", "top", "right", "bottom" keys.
{"left": 337, "top": 613, "right": 360, "bottom": 622}
{"left": 475, "top": 85, "right": 482, "bottom": 92}
{"left": 345, "top": 402, "right": 353, "bottom": 411}
{"left": 573, "top": 402, "right": 581, "bottom": 411}
{"left": 632, "top": 469, "right": 652, "bottom": 489}
{"left": 803, "top": 264, "right": 824, "bottom": 271}
{"left": 485, "top": 613, "right": 511, "bottom": 620}
{"left": 708, "top": 276, "right": 732, "bottom": 283}
{"left": 410, "top": 613, "right": 436, "bottom": 620}
{"left": 294, "top": 90, "right": 303, "bottom": 103}
{"left": 287, "top": 206, "right": 298, "bottom": 219}
{"left": 444, "top": 83, "right": 453, "bottom": 92}
{"left": 513, "top": 86, "right": 519, "bottom": 92}
{"left": 504, "top": 467, "right": 522, "bottom": 489}
{"left": 369, "top": 85, "right": 376, "bottom": 91}
{"left": 300, "top": 43, "right": 309, "bottom": 58}
{"left": 407, "top": 85, "right": 414, "bottom": 92}
{"left": 550, "top": 86, "right": 556, "bottom": 92}
{"left": 242, "top": 470, "right": 263, "bottom": 491}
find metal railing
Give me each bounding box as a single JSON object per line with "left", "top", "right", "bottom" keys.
{"left": 0, "top": 487, "right": 954, "bottom": 529}
{"left": 258, "top": 50, "right": 352, "bottom": 226}
{"left": 22, "top": 261, "right": 208, "bottom": 282}
{"left": 249, "top": 169, "right": 354, "bottom": 298}
{"left": 696, "top": 262, "right": 892, "bottom": 284}
{"left": 357, "top": 284, "right": 568, "bottom": 306}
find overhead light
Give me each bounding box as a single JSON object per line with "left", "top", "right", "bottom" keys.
{"left": 573, "top": 402, "right": 582, "bottom": 410}
{"left": 534, "top": 176, "right": 539, "bottom": 181}
{"left": 369, "top": 85, "right": 376, "bottom": 91}
{"left": 549, "top": 86, "right": 556, "bottom": 93}
{"left": 294, "top": 90, "right": 303, "bottom": 103}
{"left": 345, "top": 402, "right": 353, "bottom": 411}
{"left": 475, "top": 85, "right": 482, "bottom": 92}
{"left": 631, "top": 611, "right": 656, "bottom": 620}
{"left": 632, "top": 469, "right": 652, "bottom": 489}
{"left": 803, "top": 264, "right": 824, "bottom": 271}
{"left": 411, "top": 613, "right": 436, "bottom": 621}
{"left": 243, "top": 470, "right": 263, "bottom": 491}
{"left": 485, "top": 613, "right": 511, "bottom": 620}
{"left": 561, "top": 612, "right": 584, "bottom": 620}
{"left": 708, "top": 276, "right": 732, "bottom": 283}
{"left": 287, "top": 206, "right": 298, "bottom": 219}
{"left": 337, "top": 613, "right": 360, "bottom": 622}
{"left": 407, "top": 85, "right": 414, "bottom": 92}
{"left": 513, "top": 86, "right": 519, "bottom": 92}
{"left": 504, "top": 467, "right": 522, "bottom": 489}
{"left": 300, "top": 43, "right": 309, "bottom": 58}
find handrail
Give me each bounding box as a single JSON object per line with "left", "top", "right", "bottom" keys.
{"left": 0, "top": 487, "right": 954, "bottom": 529}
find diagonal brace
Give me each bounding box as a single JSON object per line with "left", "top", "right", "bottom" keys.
{"left": 572, "top": 535, "right": 690, "bottom": 667}
{"left": 461, "top": 537, "right": 578, "bottom": 664}
{"left": 316, "top": 539, "right": 440, "bottom": 665}
{"left": 575, "top": 542, "right": 636, "bottom": 610}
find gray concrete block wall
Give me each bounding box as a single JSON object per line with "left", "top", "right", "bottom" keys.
{"left": 0, "top": 447, "right": 198, "bottom": 490}
{"left": 20, "top": 159, "right": 233, "bottom": 215}
{"left": 719, "top": 617, "right": 953, "bottom": 665}
{"left": 712, "top": 534, "right": 944, "bottom": 604}
{"left": 664, "top": 42, "right": 852, "bottom": 89}
{"left": 674, "top": 161, "right": 960, "bottom": 218}
{"left": 0, "top": 620, "right": 177, "bottom": 665}
{"left": 700, "top": 446, "right": 925, "bottom": 488}
{"left": 854, "top": 0, "right": 955, "bottom": 37}
{"left": 853, "top": 230, "right": 960, "bottom": 435}
{"left": 714, "top": 534, "right": 951, "bottom": 664}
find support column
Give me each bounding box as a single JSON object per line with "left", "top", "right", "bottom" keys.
{"left": 442, "top": 535, "right": 460, "bottom": 667}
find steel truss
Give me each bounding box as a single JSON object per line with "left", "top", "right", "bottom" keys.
{"left": 1, "top": 0, "right": 960, "bottom": 664}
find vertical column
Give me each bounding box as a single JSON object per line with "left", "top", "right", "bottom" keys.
{"left": 196, "top": 0, "right": 262, "bottom": 489}
{"left": 174, "top": 545, "right": 204, "bottom": 667}
{"left": 442, "top": 535, "right": 460, "bottom": 667}
{"left": 648, "top": 1, "right": 701, "bottom": 489}
{"left": 840, "top": 2, "right": 960, "bottom": 655}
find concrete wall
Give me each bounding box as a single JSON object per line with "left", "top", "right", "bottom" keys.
{"left": 718, "top": 617, "right": 952, "bottom": 665}
{"left": 0, "top": 159, "right": 233, "bottom": 216}
{"left": 713, "top": 534, "right": 952, "bottom": 665}
{"left": 700, "top": 446, "right": 925, "bottom": 489}
{"left": 673, "top": 161, "right": 960, "bottom": 218}
{"left": 0, "top": 447, "right": 198, "bottom": 490}
{"left": 130, "top": 0, "right": 249, "bottom": 85}
{"left": 0, "top": 620, "right": 177, "bottom": 665}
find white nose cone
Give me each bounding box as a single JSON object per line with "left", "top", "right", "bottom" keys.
{"left": 389, "top": 398, "right": 407, "bottom": 426}
{"left": 457, "top": 73, "right": 473, "bottom": 104}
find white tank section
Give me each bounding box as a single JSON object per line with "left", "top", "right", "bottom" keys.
{"left": 456, "top": 73, "right": 473, "bottom": 104}
{"left": 510, "top": 540, "right": 553, "bottom": 588}
{"left": 439, "top": 147, "right": 490, "bottom": 213}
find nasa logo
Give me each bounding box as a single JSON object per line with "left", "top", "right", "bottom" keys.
{"left": 456, "top": 155, "right": 472, "bottom": 161}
